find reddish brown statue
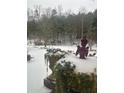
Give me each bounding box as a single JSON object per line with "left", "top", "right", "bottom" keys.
{"left": 76, "top": 36, "right": 88, "bottom": 59}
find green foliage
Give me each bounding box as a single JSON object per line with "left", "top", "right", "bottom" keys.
{"left": 54, "top": 61, "right": 97, "bottom": 93}
{"left": 45, "top": 50, "right": 97, "bottom": 93}
{"left": 54, "top": 61, "right": 76, "bottom": 93}
{"left": 27, "top": 9, "right": 97, "bottom": 43}
{"left": 45, "top": 49, "right": 66, "bottom": 71}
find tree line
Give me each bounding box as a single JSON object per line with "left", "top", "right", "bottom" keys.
{"left": 27, "top": 6, "right": 97, "bottom": 44}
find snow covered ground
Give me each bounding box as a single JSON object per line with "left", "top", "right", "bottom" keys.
{"left": 27, "top": 47, "right": 52, "bottom": 93}
{"left": 58, "top": 53, "right": 97, "bottom": 74}
{"left": 27, "top": 45, "right": 97, "bottom": 93}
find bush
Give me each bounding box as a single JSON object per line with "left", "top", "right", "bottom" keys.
{"left": 54, "top": 61, "right": 97, "bottom": 93}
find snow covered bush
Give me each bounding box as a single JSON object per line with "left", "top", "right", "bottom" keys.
{"left": 44, "top": 48, "right": 67, "bottom": 90}
{"left": 44, "top": 48, "right": 97, "bottom": 93}
{"left": 54, "top": 60, "right": 97, "bottom": 93}
{"left": 45, "top": 48, "right": 67, "bottom": 71}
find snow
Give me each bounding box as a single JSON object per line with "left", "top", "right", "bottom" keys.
{"left": 27, "top": 47, "right": 52, "bottom": 93}
{"left": 46, "top": 45, "right": 97, "bottom": 74}
{"left": 28, "top": 44, "right": 97, "bottom": 56}
{"left": 58, "top": 53, "right": 97, "bottom": 74}
{"left": 28, "top": 45, "right": 77, "bottom": 52}
{"left": 27, "top": 45, "right": 97, "bottom": 93}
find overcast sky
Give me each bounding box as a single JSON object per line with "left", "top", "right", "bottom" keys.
{"left": 27, "top": 0, "right": 97, "bottom": 13}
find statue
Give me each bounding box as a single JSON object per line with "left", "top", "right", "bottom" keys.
{"left": 76, "top": 36, "right": 89, "bottom": 59}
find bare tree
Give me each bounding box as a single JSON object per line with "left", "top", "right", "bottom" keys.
{"left": 58, "top": 5, "right": 63, "bottom": 16}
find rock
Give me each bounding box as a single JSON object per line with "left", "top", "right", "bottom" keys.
{"left": 44, "top": 78, "right": 55, "bottom": 89}
{"left": 89, "top": 53, "right": 96, "bottom": 57}
{"left": 27, "top": 54, "right": 31, "bottom": 61}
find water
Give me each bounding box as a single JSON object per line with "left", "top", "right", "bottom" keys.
{"left": 27, "top": 47, "right": 52, "bottom": 93}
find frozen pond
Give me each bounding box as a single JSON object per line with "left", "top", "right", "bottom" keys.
{"left": 27, "top": 47, "right": 52, "bottom": 93}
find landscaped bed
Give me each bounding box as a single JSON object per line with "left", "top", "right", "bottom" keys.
{"left": 44, "top": 48, "right": 97, "bottom": 93}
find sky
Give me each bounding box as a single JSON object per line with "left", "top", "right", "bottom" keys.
{"left": 27, "top": 0, "right": 97, "bottom": 13}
